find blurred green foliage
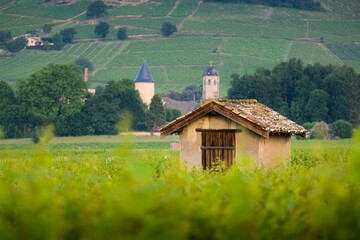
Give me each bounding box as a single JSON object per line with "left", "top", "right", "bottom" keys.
{"left": 0, "top": 132, "right": 359, "bottom": 239}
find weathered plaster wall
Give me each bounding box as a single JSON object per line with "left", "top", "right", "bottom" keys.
{"left": 135, "top": 82, "right": 154, "bottom": 106}
{"left": 257, "top": 135, "right": 291, "bottom": 168}
{"left": 179, "top": 113, "right": 260, "bottom": 170}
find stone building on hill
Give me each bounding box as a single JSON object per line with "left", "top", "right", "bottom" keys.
{"left": 202, "top": 63, "right": 219, "bottom": 100}
{"left": 160, "top": 99, "right": 306, "bottom": 170}
{"left": 134, "top": 60, "right": 155, "bottom": 106}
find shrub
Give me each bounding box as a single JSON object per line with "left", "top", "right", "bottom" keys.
{"left": 117, "top": 27, "right": 127, "bottom": 40}
{"left": 303, "top": 122, "right": 315, "bottom": 131}
{"left": 310, "top": 130, "right": 325, "bottom": 139}
{"left": 161, "top": 22, "right": 177, "bottom": 37}
{"left": 86, "top": 0, "right": 108, "bottom": 18}
{"left": 330, "top": 120, "right": 353, "bottom": 138}
{"left": 31, "top": 126, "right": 40, "bottom": 144}
{"left": 311, "top": 121, "right": 329, "bottom": 137}
{"left": 75, "top": 58, "right": 94, "bottom": 72}
{"left": 6, "top": 37, "right": 27, "bottom": 52}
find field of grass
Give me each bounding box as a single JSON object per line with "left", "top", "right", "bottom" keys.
{"left": 1, "top": 0, "right": 360, "bottom": 94}
{"left": 0, "top": 131, "right": 359, "bottom": 239}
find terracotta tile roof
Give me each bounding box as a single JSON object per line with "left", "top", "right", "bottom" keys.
{"left": 160, "top": 98, "right": 307, "bottom": 138}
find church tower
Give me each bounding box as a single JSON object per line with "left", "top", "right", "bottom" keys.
{"left": 134, "top": 60, "right": 155, "bottom": 106}
{"left": 202, "top": 63, "right": 219, "bottom": 99}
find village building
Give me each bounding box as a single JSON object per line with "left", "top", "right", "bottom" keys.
{"left": 134, "top": 60, "right": 155, "bottom": 106}
{"left": 26, "top": 36, "right": 43, "bottom": 47}
{"left": 202, "top": 63, "right": 219, "bottom": 100}
{"left": 160, "top": 99, "right": 306, "bottom": 170}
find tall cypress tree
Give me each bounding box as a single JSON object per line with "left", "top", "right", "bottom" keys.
{"left": 147, "top": 94, "right": 166, "bottom": 132}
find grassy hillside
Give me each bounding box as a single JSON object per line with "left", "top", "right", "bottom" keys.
{"left": 0, "top": 0, "right": 359, "bottom": 96}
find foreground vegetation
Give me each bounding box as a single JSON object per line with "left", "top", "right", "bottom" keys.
{"left": 0, "top": 130, "right": 359, "bottom": 239}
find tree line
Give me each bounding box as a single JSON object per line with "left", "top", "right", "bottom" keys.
{"left": 227, "top": 58, "right": 360, "bottom": 128}
{"left": 0, "top": 64, "right": 180, "bottom": 139}
{"left": 205, "top": 0, "right": 323, "bottom": 11}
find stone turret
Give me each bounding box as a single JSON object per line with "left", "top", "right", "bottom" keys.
{"left": 202, "top": 63, "right": 219, "bottom": 99}
{"left": 134, "top": 60, "right": 155, "bottom": 106}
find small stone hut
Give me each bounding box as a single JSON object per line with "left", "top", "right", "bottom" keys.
{"left": 160, "top": 99, "right": 307, "bottom": 170}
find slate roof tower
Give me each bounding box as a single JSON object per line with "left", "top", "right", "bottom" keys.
{"left": 202, "top": 63, "right": 219, "bottom": 99}
{"left": 134, "top": 60, "right": 155, "bottom": 106}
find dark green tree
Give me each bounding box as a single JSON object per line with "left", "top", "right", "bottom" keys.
{"left": 74, "top": 58, "right": 94, "bottom": 72}
{"left": 6, "top": 37, "right": 27, "bottom": 52}
{"left": 325, "top": 67, "right": 354, "bottom": 123}
{"left": 305, "top": 89, "right": 328, "bottom": 122}
{"left": 86, "top": 0, "right": 108, "bottom": 18}
{"left": 0, "top": 81, "right": 22, "bottom": 138}
{"left": 117, "top": 27, "right": 127, "bottom": 40}
{"left": 161, "top": 22, "right": 177, "bottom": 37}
{"left": 147, "top": 94, "right": 166, "bottom": 131}
{"left": 227, "top": 73, "right": 251, "bottom": 99}
{"left": 16, "top": 63, "right": 87, "bottom": 125}
{"left": 350, "top": 74, "right": 360, "bottom": 126}
{"left": 330, "top": 120, "right": 353, "bottom": 138}
{"left": 94, "top": 22, "right": 110, "bottom": 39}
{"left": 51, "top": 33, "right": 63, "bottom": 50}
{"left": 60, "top": 28, "right": 77, "bottom": 44}
{"left": 0, "top": 30, "right": 11, "bottom": 42}
{"left": 271, "top": 58, "right": 303, "bottom": 107}
{"left": 88, "top": 79, "right": 146, "bottom": 134}
{"left": 166, "top": 108, "right": 181, "bottom": 122}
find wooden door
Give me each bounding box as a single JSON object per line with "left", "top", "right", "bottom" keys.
{"left": 199, "top": 129, "right": 236, "bottom": 170}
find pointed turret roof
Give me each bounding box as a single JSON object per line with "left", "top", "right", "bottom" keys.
{"left": 134, "top": 60, "right": 155, "bottom": 83}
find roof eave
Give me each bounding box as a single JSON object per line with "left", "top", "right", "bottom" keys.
{"left": 160, "top": 101, "right": 270, "bottom": 139}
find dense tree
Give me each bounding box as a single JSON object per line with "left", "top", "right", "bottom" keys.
{"left": 0, "top": 30, "right": 11, "bottom": 42}
{"left": 205, "top": 0, "right": 323, "bottom": 11}
{"left": 16, "top": 63, "right": 87, "bottom": 125}
{"left": 0, "top": 81, "right": 21, "bottom": 138}
{"left": 117, "top": 27, "right": 127, "bottom": 40}
{"left": 324, "top": 69, "right": 353, "bottom": 123}
{"left": 88, "top": 79, "right": 147, "bottom": 134}
{"left": 227, "top": 59, "right": 356, "bottom": 125}
{"left": 166, "top": 108, "right": 182, "bottom": 122}
{"left": 86, "top": 0, "right": 108, "bottom": 18}
{"left": 330, "top": 120, "right": 353, "bottom": 138}
{"left": 305, "top": 90, "right": 328, "bottom": 122}
{"left": 147, "top": 94, "right": 166, "bottom": 132}
{"left": 227, "top": 73, "right": 251, "bottom": 99}
{"left": 43, "top": 24, "right": 52, "bottom": 34}
{"left": 166, "top": 84, "right": 202, "bottom": 102}
{"left": 60, "top": 28, "right": 77, "bottom": 44}
{"left": 94, "top": 22, "right": 110, "bottom": 39}
{"left": 51, "top": 33, "right": 63, "bottom": 50}
{"left": 350, "top": 74, "right": 360, "bottom": 126}
{"left": 74, "top": 58, "right": 94, "bottom": 72}
{"left": 272, "top": 58, "right": 303, "bottom": 107}
{"left": 6, "top": 37, "right": 27, "bottom": 52}
{"left": 161, "top": 22, "right": 177, "bottom": 37}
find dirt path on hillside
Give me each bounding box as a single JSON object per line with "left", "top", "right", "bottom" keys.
{"left": 177, "top": 0, "right": 203, "bottom": 32}
{"left": 67, "top": 11, "right": 86, "bottom": 21}
{"left": 265, "top": 8, "right": 273, "bottom": 19}
{"left": 166, "top": 0, "right": 180, "bottom": 17}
